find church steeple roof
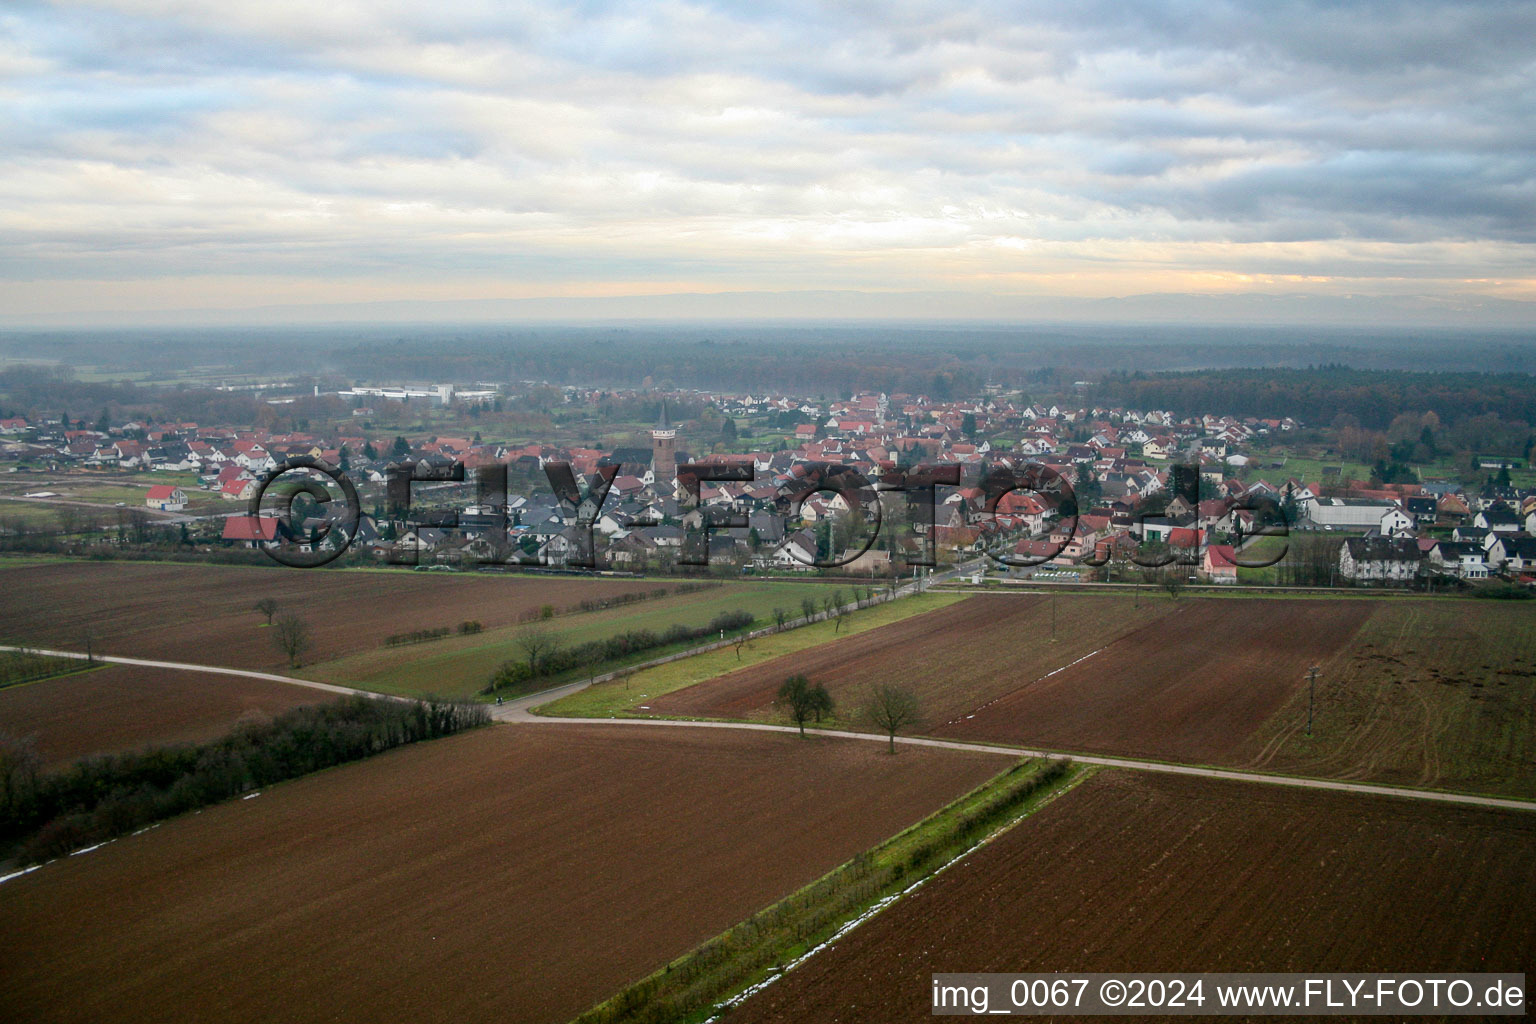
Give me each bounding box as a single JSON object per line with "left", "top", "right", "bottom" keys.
{"left": 656, "top": 401, "right": 671, "bottom": 431}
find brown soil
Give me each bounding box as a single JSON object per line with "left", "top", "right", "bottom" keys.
{"left": 934, "top": 598, "right": 1374, "bottom": 762}
{"left": 649, "top": 594, "right": 1174, "bottom": 727}
{"left": 0, "top": 664, "right": 320, "bottom": 767}
{"left": 0, "top": 723, "right": 1011, "bottom": 1024}
{"left": 0, "top": 561, "right": 686, "bottom": 670}
{"left": 728, "top": 769, "right": 1536, "bottom": 1024}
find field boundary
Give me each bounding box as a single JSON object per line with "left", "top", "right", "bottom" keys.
{"left": 528, "top": 593, "right": 964, "bottom": 717}
{"left": 568, "top": 757, "right": 1085, "bottom": 1024}
{"left": 10, "top": 645, "right": 1534, "bottom": 814}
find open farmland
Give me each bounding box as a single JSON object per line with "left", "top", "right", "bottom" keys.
{"left": 934, "top": 597, "right": 1373, "bottom": 763}
{"left": 725, "top": 770, "right": 1536, "bottom": 1024}
{"left": 537, "top": 592, "right": 965, "bottom": 718}
{"left": 0, "top": 561, "right": 705, "bottom": 671}
{"left": 0, "top": 723, "right": 1011, "bottom": 1024}
{"left": 305, "top": 580, "right": 837, "bottom": 698}
{"left": 646, "top": 594, "right": 1175, "bottom": 726}
{"left": 0, "top": 663, "right": 320, "bottom": 768}
{"left": 1238, "top": 599, "right": 1536, "bottom": 798}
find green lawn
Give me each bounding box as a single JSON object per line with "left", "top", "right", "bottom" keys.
{"left": 535, "top": 592, "right": 965, "bottom": 717}
{"left": 1248, "top": 454, "right": 1375, "bottom": 486}
{"left": 1234, "top": 534, "right": 1290, "bottom": 584}
{"left": 306, "top": 580, "right": 849, "bottom": 699}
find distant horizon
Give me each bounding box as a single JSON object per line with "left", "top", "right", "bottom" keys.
{"left": 2, "top": 288, "right": 1534, "bottom": 332}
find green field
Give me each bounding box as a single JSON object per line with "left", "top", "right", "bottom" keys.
{"left": 307, "top": 580, "right": 851, "bottom": 698}
{"left": 535, "top": 592, "right": 965, "bottom": 718}
{"left": 1244, "top": 454, "right": 1375, "bottom": 486}
{"left": 1234, "top": 534, "right": 1290, "bottom": 584}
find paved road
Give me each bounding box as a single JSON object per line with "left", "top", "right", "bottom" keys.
{"left": 14, "top": 642, "right": 1529, "bottom": 815}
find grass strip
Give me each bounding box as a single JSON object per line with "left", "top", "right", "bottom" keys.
{"left": 569, "top": 755, "right": 1084, "bottom": 1024}
{"left": 536, "top": 592, "right": 964, "bottom": 717}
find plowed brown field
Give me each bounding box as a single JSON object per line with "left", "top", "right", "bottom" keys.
{"left": 649, "top": 594, "right": 1174, "bottom": 726}
{"left": 0, "top": 561, "right": 683, "bottom": 670}
{"left": 651, "top": 595, "right": 1369, "bottom": 765}
{"left": 0, "top": 723, "right": 1011, "bottom": 1024}
{"left": 727, "top": 770, "right": 1536, "bottom": 1024}
{"left": 0, "top": 664, "right": 319, "bottom": 767}
{"left": 934, "top": 598, "right": 1372, "bottom": 761}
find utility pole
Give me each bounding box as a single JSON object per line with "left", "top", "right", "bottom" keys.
{"left": 1050, "top": 591, "right": 1057, "bottom": 642}
{"left": 1306, "top": 665, "right": 1320, "bottom": 736}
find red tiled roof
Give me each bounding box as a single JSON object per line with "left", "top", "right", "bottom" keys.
{"left": 223, "top": 516, "right": 278, "bottom": 541}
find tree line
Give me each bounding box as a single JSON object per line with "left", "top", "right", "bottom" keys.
{"left": 486, "top": 609, "right": 757, "bottom": 693}
{"left": 1087, "top": 366, "right": 1536, "bottom": 432}
{"left": 0, "top": 695, "right": 489, "bottom": 865}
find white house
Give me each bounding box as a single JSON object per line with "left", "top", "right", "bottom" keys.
{"left": 144, "top": 485, "right": 187, "bottom": 511}
{"left": 1339, "top": 537, "right": 1423, "bottom": 582}
{"left": 1488, "top": 535, "right": 1536, "bottom": 573}
{"left": 1428, "top": 541, "right": 1489, "bottom": 579}
{"left": 1378, "top": 507, "right": 1416, "bottom": 537}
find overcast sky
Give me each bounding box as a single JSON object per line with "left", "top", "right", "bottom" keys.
{"left": 1, "top": 0, "right": 1532, "bottom": 324}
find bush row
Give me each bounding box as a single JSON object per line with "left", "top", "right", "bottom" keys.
{"left": 0, "top": 650, "right": 83, "bottom": 689}
{"left": 488, "top": 608, "right": 755, "bottom": 692}
{"left": 384, "top": 626, "right": 453, "bottom": 646}
{"left": 514, "top": 581, "right": 722, "bottom": 623}
{"left": 382, "top": 620, "right": 484, "bottom": 647}
{"left": 0, "top": 695, "right": 489, "bottom": 864}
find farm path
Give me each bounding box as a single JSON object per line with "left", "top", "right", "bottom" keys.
{"left": 11, "top": 640, "right": 1535, "bottom": 816}
{"left": 0, "top": 646, "right": 377, "bottom": 701}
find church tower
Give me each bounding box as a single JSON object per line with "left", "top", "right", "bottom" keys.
{"left": 650, "top": 402, "right": 677, "bottom": 496}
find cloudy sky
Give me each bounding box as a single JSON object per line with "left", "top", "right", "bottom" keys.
{"left": 1, "top": 0, "right": 1532, "bottom": 324}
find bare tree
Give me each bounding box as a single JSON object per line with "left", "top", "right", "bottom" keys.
{"left": 1159, "top": 567, "right": 1187, "bottom": 600}
{"left": 808, "top": 683, "right": 834, "bottom": 723}
{"left": 271, "top": 613, "right": 312, "bottom": 668}
{"left": 778, "top": 674, "right": 816, "bottom": 736}
{"left": 0, "top": 730, "right": 41, "bottom": 818}
{"left": 254, "top": 597, "right": 280, "bottom": 626}
{"left": 515, "top": 627, "right": 562, "bottom": 680}
{"left": 865, "top": 684, "right": 922, "bottom": 754}
{"left": 54, "top": 505, "right": 81, "bottom": 539}
{"left": 126, "top": 507, "right": 153, "bottom": 545}
{"left": 733, "top": 631, "right": 751, "bottom": 660}
{"left": 822, "top": 590, "right": 845, "bottom": 630}
{"left": 801, "top": 596, "right": 818, "bottom": 623}
{"left": 772, "top": 606, "right": 789, "bottom": 632}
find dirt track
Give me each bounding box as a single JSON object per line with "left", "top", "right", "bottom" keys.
{"left": 0, "top": 663, "right": 321, "bottom": 767}
{"left": 0, "top": 561, "right": 682, "bottom": 670}
{"left": 0, "top": 723, "right": 1011, "bottom": 1024}
{"left": 727, "top": 769, "right": 1536, "bottom": 1023}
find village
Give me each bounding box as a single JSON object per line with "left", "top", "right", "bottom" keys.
{"left": 2, "top": 382, "right": 1533, "bottom": 589}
